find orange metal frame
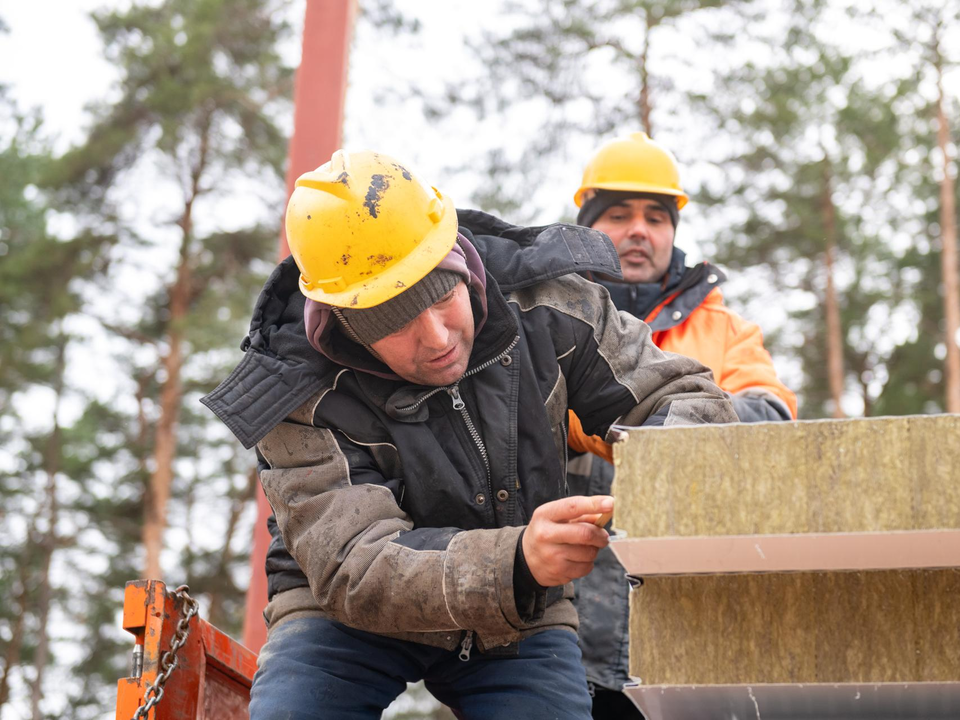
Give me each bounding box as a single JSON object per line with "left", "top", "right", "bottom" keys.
{"left": 116, "top": 580, "right": 258, "bottom": 720}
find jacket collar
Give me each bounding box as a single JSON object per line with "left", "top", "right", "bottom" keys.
{"left": 595, "top": 259, "right": 727, "bottom": 332}
{"left": 644, "top": 262, "right": 726, "bottom": 331}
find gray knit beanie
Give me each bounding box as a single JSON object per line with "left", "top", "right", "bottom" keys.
{"left": 338, "top": 268, "right": 462, "bottom": 346}
{"left": 577, "top": 190, "right": 680, "bottom": 229}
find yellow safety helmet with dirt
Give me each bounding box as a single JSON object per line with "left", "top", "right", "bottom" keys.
{"left": 286, "top": 149, "right": 459, "bottom": 309}
{"left": 574, "top": 132, "right": 689, "bottom": 210}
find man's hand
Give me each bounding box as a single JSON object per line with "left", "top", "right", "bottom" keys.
{"left": 521, "top": 495, "right": 614, "bottom": 587}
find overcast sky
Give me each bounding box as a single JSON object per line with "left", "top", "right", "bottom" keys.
{"left": 0, "top": 0, "right": 496, "bottom": 185}
{"left": 3, "top": 0, "right": 957, "bottom": 417}
{"left": 0, "top": 0, "right": 834, "bottom": 415}
{"left": 0, "top": 1, "right": 121, "bottom": 149}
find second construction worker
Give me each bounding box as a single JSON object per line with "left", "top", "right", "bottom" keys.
{"left": 566, "top": 132, "right": 798, "bottom": 718}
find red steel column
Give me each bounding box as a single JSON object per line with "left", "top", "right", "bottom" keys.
{"left": 243, "top": 0, "right": 357, "bottom": 653}
{"left": 279, "top": 0, "right": 357, "bottom": 259}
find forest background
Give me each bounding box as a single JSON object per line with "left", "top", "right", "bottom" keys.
{"left": 1, "top": 0, "right": 958, "bottom": 718}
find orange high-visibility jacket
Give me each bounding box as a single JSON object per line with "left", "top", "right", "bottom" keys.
{"left": 568, "top": 285, "right": 797, "bottom": 463}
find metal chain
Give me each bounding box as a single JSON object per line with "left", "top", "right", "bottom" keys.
{"left": 132, "top": 585, "right": 200, "bottom": 720}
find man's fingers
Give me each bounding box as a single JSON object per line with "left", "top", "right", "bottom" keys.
{"left": 523, "top": 496, "right": 616, "bottom": 586}
{"left": 536, "top": 520, "right": 609, "bottom": 549}
{"left": 569, "top": 511, "right": 614, "bottom": 527}
{"left": 537, "top": 495, "right": 614, "bottom": 523}
{"left": 568, "top": 513, "right": 601, "bottom": 525}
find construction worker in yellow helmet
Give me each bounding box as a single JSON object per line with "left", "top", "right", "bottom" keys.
{"left": 566, "top": 133, "right": 797, "bottom": 719}
{"left": 204, "top": 149, "right": 738, "bottom": 719}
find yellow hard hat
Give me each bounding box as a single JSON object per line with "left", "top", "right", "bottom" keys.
{"left": 286, "top": 150, "right": 458, "bottom": 308}
{"left": 574, "top": 132, "right": 688, "bottom": 210}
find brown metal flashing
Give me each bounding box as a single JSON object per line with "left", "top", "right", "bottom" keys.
{"left": 610, "top": 529, "right": 960, "bottom": 576}
{"left": 625, "top": 682, "right": 960, "bottom": 720}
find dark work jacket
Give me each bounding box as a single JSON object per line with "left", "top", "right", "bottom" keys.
{"left": 202, "top": 210, "right": 736, "bottom": 654}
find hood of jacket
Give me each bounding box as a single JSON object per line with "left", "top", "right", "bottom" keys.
{"left": 201, "top": 209, "right": 622, "bottom": 449}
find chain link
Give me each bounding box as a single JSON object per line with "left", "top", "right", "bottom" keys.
{"left": 132, "top": 585, "right": 200, "bottom": 720}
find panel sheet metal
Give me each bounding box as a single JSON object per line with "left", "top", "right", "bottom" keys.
{"left": 626, "top": 682, "right": 960, "bottom": 720}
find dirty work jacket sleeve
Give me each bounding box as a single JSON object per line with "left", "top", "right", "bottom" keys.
{"left": 535, "top": 275, "right": 738, "bottom": 439}
{"left": 256, "top": 421, "right": 528, "bottom": 639}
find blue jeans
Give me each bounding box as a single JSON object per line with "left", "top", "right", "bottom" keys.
{"left": 249, "top": 617, "right": 593, "bottom": 719}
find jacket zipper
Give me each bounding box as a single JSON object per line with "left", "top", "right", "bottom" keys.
{"left": 447, "top": 384, "right": 491, "bottom": 498}
{"left": 396, "top": 336, "right": 518, "bottom": 517}
{"left": 459, "top": 630, "right": 474, "bottom": 661}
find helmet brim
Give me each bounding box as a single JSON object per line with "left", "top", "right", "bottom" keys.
{"left": 574, "top": 183, "right": 688, "bottom": 210}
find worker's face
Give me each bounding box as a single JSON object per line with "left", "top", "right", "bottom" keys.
{"left": 372, "top": 281, "right": 475, "bottom": 387}
{"left": 591, "top": 198, "right": 675, "bottom": 283}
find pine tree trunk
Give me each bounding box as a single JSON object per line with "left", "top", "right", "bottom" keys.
{"left": 857, "top": 356, "right": 873, "bottom": 417}
{"left": 30, "top": 524, "right": 54, "bottom": 720}
{"left": 30, "top": 336, "right": 65, "bottom": 719}
{"left": 136, "top": 371, "right": 151, "bottom": 452}
{"left": 141, "top": 121, "right": 211, "bottom": 580}
{"left": 142, "top": 232, "right": 191, "bottom": 580}
{"left": 0, "top": 554, "right": 31, "bottom": 711}
{"left": 935, "top": 40, "right": 960, "bottom": 413}
{"left": 820, "top": 161, "right": 846, "bottom": 418}
{"left": 638, "top": 13, "right": 656, "bottom": 138}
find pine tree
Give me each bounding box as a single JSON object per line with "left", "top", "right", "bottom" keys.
{"left": 0, "top": 2, "right": 291, "bottom": 713}
{"left": 868, "top": 0, "right": 960, "bottom": 414}
{"left": 426, "top": 0, "right": 753, "bottom": 221}
{"left": 0, "top": 82, "right": 114, "bottom": 717}
{"left": 57, "top": 398, "right": 153, "bottom": 719}
{"left": 53, "top": 0, "right": 291, "bottom": 581}
{"left": 699, "top": 0, "right": 904, "bottom": 417}
{"left": 899, "top": 2, "right": 960, "bottom": 412}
